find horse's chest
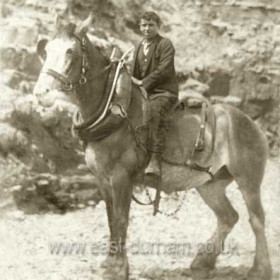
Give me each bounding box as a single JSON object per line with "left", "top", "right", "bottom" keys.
{"left": 84, "top": 144, "right": 110, "bottom": 176}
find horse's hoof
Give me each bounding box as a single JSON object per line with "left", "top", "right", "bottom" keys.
{"left": 190, "top": 267, "right": 211, "bottom": 279}
{"left": 191, "top": 254, "right": 216, "bottom": 272}
{"left": 247, "top": 265, "right": 272, "bottom": 280}
{"left": 100, "top": 256, "right": 114, "bottom": 268}
{"left": 101, "top": 256, "right": 129, "bottom": 280}
{"left": 102, "top": 268, "right": 129, "bottom": 280}
{"left": 190, "top": 254, "right": 217, "bottom": 280}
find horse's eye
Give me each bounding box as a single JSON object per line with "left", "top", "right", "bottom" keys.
{"left": 66, "top": 49, "right": 74, "bottom": 55}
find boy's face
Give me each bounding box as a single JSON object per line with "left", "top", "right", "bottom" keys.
{"left": 139, "top": 18, "right": 159, "bottom": 40}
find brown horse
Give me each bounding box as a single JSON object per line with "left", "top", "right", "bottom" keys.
{"left": 33, "top": 16, "right": 272, "bottom": 280}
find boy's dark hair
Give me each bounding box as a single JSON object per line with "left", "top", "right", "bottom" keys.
{"left": 139, "top": 11, "right": 161, "bottom": 26}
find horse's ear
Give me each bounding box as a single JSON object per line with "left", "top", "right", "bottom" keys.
{"left": 37, "top": 39, "right": 48, "bottom": 62}
{"left": 55, "top": 13, "right": 63, "bottom": 30}
{"left": 76, "top": 13, "right": 94, "bottom": 34}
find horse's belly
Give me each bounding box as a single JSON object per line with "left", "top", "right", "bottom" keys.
{"left": 160, "top": 164, "right": 212, "bottom": 193}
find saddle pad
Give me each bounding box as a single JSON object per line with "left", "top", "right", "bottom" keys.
{"left": 163, "top": 105, "right": 215, "bottom": 167}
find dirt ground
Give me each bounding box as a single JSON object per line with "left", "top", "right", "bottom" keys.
{"left": 0, "top": 159, "right": 279, "bottom": 280}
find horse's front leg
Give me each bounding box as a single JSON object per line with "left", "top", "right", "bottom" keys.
{"left": 101, "top": 166, "right": 133, "bottom": 280}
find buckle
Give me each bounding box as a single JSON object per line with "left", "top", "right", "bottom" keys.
{"left": 64, "top": 83, "right": 73, "bottom": 91}
{"left": 79, "top": 75, "right": 87, "bottom": 85}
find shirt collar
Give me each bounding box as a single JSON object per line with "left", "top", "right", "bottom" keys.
{"left": 141, "top": 35, "right": 159, "bottom": 46}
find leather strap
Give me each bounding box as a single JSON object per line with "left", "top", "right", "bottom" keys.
{"left": 73, "top": 62, "right": 117, "bottom": 130}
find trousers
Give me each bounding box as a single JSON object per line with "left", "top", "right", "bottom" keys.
{"left": 147, "top": 96, "right": 176, "bottom": 154}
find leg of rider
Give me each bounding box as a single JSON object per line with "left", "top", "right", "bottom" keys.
{"left": 145, "top": 96, "right": 175, "bottom": 176}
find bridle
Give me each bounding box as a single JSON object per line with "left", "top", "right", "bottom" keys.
{"left": 42, "top": 34, "right": 112, "bottom": 92}
{"left": 41, "top": 31, "right": 135, "bottom": 132}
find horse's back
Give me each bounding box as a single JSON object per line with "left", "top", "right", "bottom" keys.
{"left": 163, "top": 103, "right": 268, "bottom": 177}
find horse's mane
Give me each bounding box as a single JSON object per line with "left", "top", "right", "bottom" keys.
{"left": 52, "top": 22, "right": 109, "bottom": 61}
{"left": 53, "top": 23, "right": 76, "bottom": 39}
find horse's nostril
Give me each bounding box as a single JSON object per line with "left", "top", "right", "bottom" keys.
{"left": 46, "top": 88, "right": 50, "bottom": 93}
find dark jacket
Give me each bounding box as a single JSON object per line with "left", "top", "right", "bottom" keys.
{"left": 131, "top": 34, "right": 178, "bottom": 97}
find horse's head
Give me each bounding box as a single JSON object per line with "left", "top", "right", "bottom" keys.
{"left": 33, "top": 14, "right": 94, "bottom": 106}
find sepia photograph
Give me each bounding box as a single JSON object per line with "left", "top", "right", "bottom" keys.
{"left": 0, "top": 0, "right": 279, "bottom": 279}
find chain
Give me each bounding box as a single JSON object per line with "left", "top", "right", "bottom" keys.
{"left": 79, "top": 37, "right": 88, "bottom": 85}
{"left": 144, "top": 187, "right": 187, "bottom": 217}
{"left": 124, "top": 107, "right": 188, "bottom": 217}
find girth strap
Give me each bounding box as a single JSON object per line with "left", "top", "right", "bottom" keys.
{"left": 132, "top": 194, "right": 154, "bottom": 206}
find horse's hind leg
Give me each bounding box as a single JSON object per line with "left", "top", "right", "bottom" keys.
{"left": 191, "top": 177, "right": 239, "bottom": 279}
{"left": 236, "top": 176, "right": 272, "bottom": 280}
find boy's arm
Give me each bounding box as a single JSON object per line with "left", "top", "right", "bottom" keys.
{"left": 142, "top": 38, "right": 175, "bottom": 92}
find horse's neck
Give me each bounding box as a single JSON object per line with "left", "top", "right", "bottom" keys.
{"left": 76, "top": 41, "right": 109, "bottom": 119}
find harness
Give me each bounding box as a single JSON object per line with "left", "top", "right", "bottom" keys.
{"left": 42, "top": 33, "right": 214, "bottom": 217}
{"left": 42, "top": 32, "right": 134, "bottom": 134}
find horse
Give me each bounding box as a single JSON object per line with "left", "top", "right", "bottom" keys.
{"left": 33, "top": 15, "right": 272, "bottom": 280}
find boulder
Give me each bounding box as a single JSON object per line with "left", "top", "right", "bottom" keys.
{"left": 181, "top": 78, "right": 209, "bottom": 95}
{"left": 210, "top": 95, "right": 242, "bottom": 107}
{"left": 1, "top": 69, "right": 23, "bottom": 89}
{"left": 0, "top": 122, "right": 29, "bottom": 155}
{"left": 11, "top": 172, "right": 101, "bottom": 214}
{"left": 1, "top": 18, "right": 39, "bottom": 47}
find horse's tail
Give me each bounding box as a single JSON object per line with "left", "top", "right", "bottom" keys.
{"left": 205, "top": 99, "right": 216, "bottom": 155}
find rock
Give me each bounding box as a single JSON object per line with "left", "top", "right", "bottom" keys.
{"left": 0, "top": 47, "right": 41, "bottom": 77}
{"left": 19, "top": 81, "right": 35, "bottom": 94}
{"left": 14, "top": 94, "right": 38, "bottom": 117}
{"left": 35, "top": 105, "right": 60, "bottom": 127}
{"left": 1, "top": 17, "right": 39, "bottom": 47}
{"left": 140, "top": 265, "right": 165, "bottom": 279}
{"left": 7, "top": 210, "right": 25, "bottom": 221}
{"left": 231, "top": 29, "right": 250, "bottom": 42}
{"left": 0, "top": 123, "right": 29, "bottom": 154}
{"left": 75, "top": 189, "right": 101, "bottom": 204}
{"left": 211, "top": 19, "right": 228, "bottom": 35}
{"left": 179, "top": 88, "right": 203, "bottom": 100}
{"left": 17, "top": 48, "right": 41, "bottom": 77}
{"left": 1, "top": 69, "right": 23, "bottom": 89}
{"left": 77, "top": 203, "right": 85, "bottom": 208}
{"left": 0, "top": 2, "right": 11, "bottom": 18}
{"left": 0, "top": 47, "right": 19, "bottom": 69}
{"left": 210, "top": 95, "right": 242, "bottom": 107}
{"left": 208, "top": 70, "right": 232, "bottom": 97}
{"left": 0, "top": 83, "right": 18, "bottom": 121}
{"left": 88, "top": 200, "right": 96, "bottom": 206}
{"left": 10, "top": 185, "right": 23, "bottom": 192}
{"left": 181, "top": 78, "right": 209, "bottom": 95}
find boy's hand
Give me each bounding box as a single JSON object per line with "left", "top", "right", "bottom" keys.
{"left": 131, "top": 77, "right": 143, "bottom": 86}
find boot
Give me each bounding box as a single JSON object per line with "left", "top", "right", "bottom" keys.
{"left": 145, "top": 153, "right": 161, "bottom": 177}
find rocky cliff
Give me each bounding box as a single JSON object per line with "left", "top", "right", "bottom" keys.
{"left": 0, "top": 0, "right": 279, "bottom": 211}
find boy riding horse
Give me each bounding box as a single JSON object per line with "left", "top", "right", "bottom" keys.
{"left": 131, "top": 11, "right": 178, "bottom": 178}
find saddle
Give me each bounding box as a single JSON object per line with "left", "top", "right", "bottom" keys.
{"left": 129, "top": 95, "right": 216, "bottom": 215}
